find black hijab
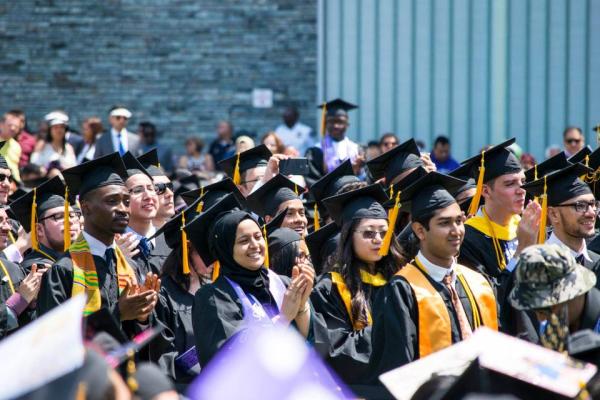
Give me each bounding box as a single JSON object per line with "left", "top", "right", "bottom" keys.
{"left": 209, "top": 210, "right": 274, "bottom": 305}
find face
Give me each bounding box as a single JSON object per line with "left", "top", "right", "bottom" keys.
{"left": 263, "top": 134, "right": 278, "bottom": 154}
{"left": 413, "top": 203, "right": 465, "bottom": 259}
{"left": 352, "top": 218, "right": 388, "bottom": 263}
{"left": 0, "top": 169, "right": 11, "bottom": 205}
{"left": 233, "top": 219, "right": 265, "bottom": 270}
{"left": 483, "top": 171, "right": 526, "bottom": 215}
{"left": 239, "top": 166, "right": 266, "bottom": 196}
{"left": 50, "top": 124, "right": 66, "bottom": 142}
{"left": 217, "top": 121, "right": 232, "bottom": 139}
{"left": 37, "top": 206, "right": 81, "bottom": 251}
{"left": 564, "top": 129, "right": 584, "bottom": 155}
{"left": 153, "top": 175, "right": 175, "bottom": 220}
{"left": 3, "top": 114, "right": 20, "bottom": 138}
{"left": 126, "top": 174, "right": 158, "bottom": 222}
{"left": 326, "top": 116, "right": 348, "bottom": 140}
{"left": 277, "top": 199, "right": 308, "bottom": 237}
{"left": 550, "top": 193, "right": 597, "bottom": 240}
{"left": 297, "top": 239, "right": 310, "bottom": 263}
{"left": 380, "top": 136, "right": 398, "bottom": 153}
{"left": 433, "top": 143, "right": 450, "bottom": 162}
{"left": 455, "top": 188, "right": 476, "bottom": 205}
{"left": 82, "top": 185, "right": 130, "bottom": 235}
{"left": 0, "top": 208, "right": 10, "bottom": 250}
{"left": 283, "top": 109, "right": 298, "bottom": 127}
{"left": 186, "top": 140, "right": 197, "bottom": 155}
{"left": 534, "top": 296, "right": 585, "bottom": 328}
{"left": 109, "top": 115, "right": 128, "bottom": 132}
{"left": 236, "top": 140, "right": 252, "bottom": 153}
{"left": 82, "top": 122, "right": 94, "bottom": 142}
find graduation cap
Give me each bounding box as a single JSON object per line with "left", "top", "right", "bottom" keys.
{"left": 317, "top": 98, "right": 358, "bottom": 137}
{"left": 568, "top": 145, "right": 592, "bottom": 165}
{"left": 524, "top": 151, "right": 571, "bottom": 183}
{"left": 386, "top": 166, "right": 429, "bottom": 201}
{"left": 305, "top": 222, "right": 339, "bottom": 275}
{"left": 217, "top": 144, "right": 272, "bottom": 185}
{"left": 459, "top": 138, "right": 522, "bottom": 216}
{"left": 268, "top": 227, "right": 301, "bottom": 257}
{"left": 322, "top": 183, "right": 388, "bottom": 227}
{"left": 366, "top": 138, "right": 423, "bottom": 184}
{"left": 180, "top": 178, "right": 244, "bottom": 209}
{"left": 448, "top": 163, "right": 477, "bottom": 196}
{"left": 137, "top": 148, "right": 165, "bottom": 177}
{"left": 62, "top": 153, "right": 128, "bottom": 198}
{"left": 394, "top": 172, "right": 466, "bottom": 218}
{"left": 122, "top": 151, "right": 152, "bottom": 179}
{"left": 9, "top": 176, "right": 76, "bottom": 251}
{"left": 246, "top": 174, "right": 305, "bottom": 218}
{"left": 265, "top": 207, "right": 287, "bottom": 236}
{"left": 174, "top": 174, "right": 200, "bottom": 199}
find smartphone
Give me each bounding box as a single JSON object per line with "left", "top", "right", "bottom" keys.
{"left": 279, "top": 158, "right": 309, "bottom": 176}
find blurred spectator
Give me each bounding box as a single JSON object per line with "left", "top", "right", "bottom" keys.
{"left": 365, "top": 140, "right": 382, "bottom": 161}
{"left": 235, "top": 135, "right": 255, "bottom": 153}
{"left": 430, "top": 135, "right": 459, "bottom": 173}
{"left": 0, "top": 114, "right": 22, "bottom": 182}
{"left": 379, "top": 132, "right": 399, "bottom": 154}
{"left": 4, "top": 110, "right": 36, "bottom": 167}
{"left": 208, "top": 121, "right": 235, "bottom": 170}
{"left": 77, "top": 117, "right": 103, "bottom": 164}
{"left": 261, "top": 131, "right": 286, "bottom": 154}
{"left": 563, "top": 126, "right": 585, "bottom": 158}
{"left": 30, "top": 116, "right": 77, "bottom": 170}
{"left": 274, "top": 106, "right": 314, "bottom": 155}
{"left": 178, "top": 137, "right": 214, "bottom": 173}
{"left": 94, "top": 105, "right": 140, "bottom": 158}
{"left": 545, "top": 144, "right": 562, "bottom": 159}
{"left": 283, "top": 146, "right": 300, "bottom": 157}
{"left": 44, "top": 110, "right": 85, "bottom": 157}
{"left": 20, "top": 163, "right": 46, "bottom": 188}
{"left": 520, "top": 153, "right": 536, "bottom": 170}
{"left": 138, "top": 121, "right": 174, "bottom": 173}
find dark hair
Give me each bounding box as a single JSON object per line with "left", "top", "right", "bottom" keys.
{"left": 261, "top": 131, "right": 286, "bottom": 154}
{"left": 161, "top": 244, "right": 192, "bottom": 291}
{"left": 379, "top": 133, "right": 398, "bottom": 145}
{"left": 185, "top": 137, "right": 204, "bottom": 153}
{"left": 434, "top": 135, "right": 450, "bottom": 147}
{"left": 270, "top": 241, "right": 301, "bottom": 278}
{"left": 334, "top": 219, "right": 405, "bottom": 329}
{"left": 563, "top": 126, "right": 583, "bottom": 138}
{"left": 6, "top": 109, "right": 25, "bottom": 120}
{"left": 84, "top": 117, "right": 104, "bottom": 144}
{"left": 46, "top": 123, "right": 67, "bottom": 150}
{"left": 367, "top": 140, "right": 379, "bottom": 148}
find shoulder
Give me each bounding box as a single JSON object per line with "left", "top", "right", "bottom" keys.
{"left": 195, "top": 278, "right": 236, "bottom": 306}
{"left": 313, "top": 272, "right": 335, "bottom": 293}
{"left": 51, "top": 255, "right": 75, "bottom": 272}
{"left": 0, "top": 259, "right": 24, "bottom": 281}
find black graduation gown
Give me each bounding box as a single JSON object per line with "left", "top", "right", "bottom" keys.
{"left": 369, "top": 272, "right": 483, "bottom": 380}
{"left": 150, "top": 276, "right": 199, "bottom": 384}
{"left": 582, "top": 249, "right": 600, "bottom": 290}
{"left": 587, "top": 234, "right": 600, "bottom": 255}
{"left": 148, "top": 234, "right": 171, "bottom": 275}
{"left": 0, "top": 257, "right": 27, "bottom": 336}
{"left": 20, "top": 244, "right": 61, "bottom": 273}
{"left": 309, "top": 272, "right": 384, "bottom": 385}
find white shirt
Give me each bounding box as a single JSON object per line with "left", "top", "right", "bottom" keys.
{"left": 546, "top": 232, "right": 592, "bottom": 263}
{"left": 274, "top": 122, "right": 314, "bottom": 155}
{"left": 111, "top": 128, "right": 130, "bottom": 153}
{"left": 416, "top": 251, "right": 457, "bottom": 287}
{"left": 82, "top": 230, "right": 116, "bottom": 258}
{"left": 126, "top": 225, "right": 157, "bottom": 248}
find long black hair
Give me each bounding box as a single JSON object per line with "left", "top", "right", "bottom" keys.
{"left": 46, "top": 123, "right": 67, "bottom": 150}
{"left": 161, "top": 243, "right": 199, "bottom": 291}
{"left": 270, "top": 240, "right": 301, "bottom": 278}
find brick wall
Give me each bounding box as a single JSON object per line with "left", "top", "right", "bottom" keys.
{"left": 0, "top": 0, "right": 317, "bottom": 153}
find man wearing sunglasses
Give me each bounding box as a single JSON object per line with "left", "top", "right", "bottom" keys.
{"left": 563, "top": 126, "right": 586, "bottom": 158}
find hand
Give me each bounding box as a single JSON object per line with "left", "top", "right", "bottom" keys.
{"left": 118, "top": 280, "right": 158, "bottom": 322}
{"left": 17, "top": 264, "right": 47, "bottom": 303}
{"left": 296, "top": 259, "right": 315, "bottom": 311}
{"left": 516, "top": 200, "right": 542, "bottom": 256}
{"left": 352, "top": 155, "right": 365, "bottom": 175}
{"left": 141, "top": 272, "right": 161, "bottom": 293}
{"left": 15, "top": 225, "right": 31, "bottom": 255}
{"left": 420, "top": 153, "right": 437, "bottom": 172}
{"left": 115, "top": 233, "right": 140, "bottom": 258}
{"left": 261, "top": 154, "right": 290, "bottom": 184}
{"left": 278, "top": 266, "right": 307, "bottom": 324}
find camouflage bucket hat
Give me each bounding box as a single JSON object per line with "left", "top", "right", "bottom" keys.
{"left": 509, "top": 243, "right": 597, "bottom": 311}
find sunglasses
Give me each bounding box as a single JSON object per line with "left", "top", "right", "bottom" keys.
{"left": 0, "top": 174, "right": 10, "bottom": 183}
{"left": 154, "top": 182, "right": 174, "bottom": 195}
{"left": 354, "top": 229, "right": 387, "bottom": 240}
{"left": 565, "top": 138, "right": 581, "bottom": 144}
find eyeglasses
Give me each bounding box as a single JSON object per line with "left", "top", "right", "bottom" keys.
{"left": 354, "top": 229, "right": 387, "bottom": 240}
{"left": 40, "top": 211, "right": 82, "bottom": 222}
{"left": 382, "top": 141, "right": 397, "bottom": 147}
{"left": 554, "top": 200, "right": 600, "bottom": 213}
{"left": 565, "top": 138, "right": 582, "bottom": 144}
{"left": 129, "top": 185, "right": 156, "bottom": 196}
{"left": 154, "top": 182, "right": 174, "bottom": 195}
{"left": 240, "top": 178, "right": 260, "bottom": 186}
{"left": 0, "top": 174, "right": 10, "bottom": 183}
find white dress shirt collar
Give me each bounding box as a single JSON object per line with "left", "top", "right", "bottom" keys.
{"left": 82, "top": 230, "right": 116, "bottom": 258}
{"left": 416, "top": 251, "right": 456, "bottom": 285}
{"left": 546, "top": 232, "right": 592, "bottom": 262}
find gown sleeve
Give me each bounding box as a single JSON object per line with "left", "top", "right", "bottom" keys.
{"left": 36, "top": 258, "right": 73, "bottom": 316}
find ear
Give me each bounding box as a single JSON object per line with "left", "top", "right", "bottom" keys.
{"left": 481, "top": 183, "right": 492, "bottom": 200}
{"left": 547, "top": 206, "right": 560, "bottom": 226}
{"left": 35, "top": 222, "right": 44, "bottom": 241}
{"left": 411, "top": 221, "right": 427, "bottom": 241}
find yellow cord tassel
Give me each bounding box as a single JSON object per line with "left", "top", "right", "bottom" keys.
{"left": 538, "top": 176, "right": 548, "bottom": 244}
{"left": 389, "top": 185, "right": 394, "bottom": 199}
{"left": 581, "top": 155, "right": 591, "bottom": 181}
{"left": 126, "top": 349, "right": 138, "bottom": 392}
{"left": 200, "top": 185, "right": 204, "bottom": 198}
{"left": 63, "top": 187, "right": 71, "bottom": 252}
{"left": 211, "top": 260, "right": 220, "bottom": 281}
{"left": 468, "top": 151, "right": 486, "bottom": 217}
{"left": 232, "top": 153, "right": 241, "bottom": 185}
{"left": 320, "top": 102, "right": 327, "bottom": 137}
{"left": 294, "top": 184, "right": 299, "bottom": 196}
{"left": 313, "top": 203, "right": 320, "bottom": 231}
{"left": 262, "top": 224, "right": 270, "bottom": 268}
{"left": 181, "top": 213, "right": 190, "bottom": 274}
{"left": 196, "top": 201, "right": 204, "bottom": 213}
{"left": 379, "top": 191, "right": 401, "bottom": 256}
{"left": 30, "top": 188, "right": 38, "bottom": 251}
{"left": 533, "top": 164, "right": 539, "bottom": 204}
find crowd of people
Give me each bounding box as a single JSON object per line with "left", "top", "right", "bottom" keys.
{"left": 1, "top": 99, "right": 600, "bottom": 399}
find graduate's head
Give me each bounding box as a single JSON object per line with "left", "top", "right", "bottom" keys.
{"left": 305, "top": 222, "right": 339, "bottom": 275}
{"left": 217, "top": 145, "right": 272, "bottom": 197}
{"left": 36, "top": 206, "right": 81, "bottom": 252}
{"left": 0, "top": 206, "right": 10, "bottom": 250}
{"left": 269, "top": 199, "right": 307, "bottom": 237}
{"left": 137, "top": 149, "right": 175, "bottom": 222}
{"left": 412, "top": 202, "right": 465, "bottom": 261}
{"left": 482, "top": 171, "right": 526, "bottom": 215}
{"left": 123, "top": 152, "right": 158, "bottom": 225}
{"left": 162, "top": 242, "right": 212, "bottom": 292}
{"left": 318, "top": 98, "right": 357, "bottom": 141}
{"left": 268, "top": 228, "right": 307, "bottom": 277}
{"left": 0, "top": 144, "right": 12, "bottom": 205}
{"left": 239, "top": 165, "right": 266, "bottom": 196}
{"left": 366, "top": 138, "right": 423, "bottom": 185}
{"left": 232, "top": 217, "right": 266, "bottom": 270}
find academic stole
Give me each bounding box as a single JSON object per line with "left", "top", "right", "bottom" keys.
{"left": 70, "top": 234, "right": 137, "bottom": 316}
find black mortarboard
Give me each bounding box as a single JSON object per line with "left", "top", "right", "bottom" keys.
{"left": 184, "top": 193, "right": 244, "bottom": 266}
{"left": 310, "top": 159, "right": 359, "bottom": 203}
{"left": 217, "top": 144, "right": 272, "bottom": 179}
{"left": 568, "top": 145, "right": 592, "bottom": 164}
{"left": 305, "top": 222, "right": 339, "bottom": 274}
{"left": 0, "top": 141, "right": 9, "bottom": 170}
{"left": 9, "top": 176, "right": 74, "bottom": 233}
{"left": 522, "top": 163, "right": 592, "bottom": 206}
{"left": 385, "top": 166, "right": 429, "bottom": 202}
{"left": 174, "top": 174, "right": 200, "bottom": 199}
{"left": 366, "top": 138, "right": 423, "bottom": 183}
{"left": 395, "top": 172, "right": 466, "bottom": 218}
{"left": 132, "top": 363, "right": 176, "bottom": 400}
{"left": 137, "top": 148, "right": 165, "bottom": 177}
{"left": 246, "top": 174, "right": 304, "bottom": 217}
{"left": 317, "top": 98, "right": 358, "bottom": 118}
{"left": 568, "top": 330, "right": 600, "bottom": 367}
{"left": 265, "top": 207, "right": 287, "bottom": 236}
{"left": 322, "top": 183, "right": 388, "bottom": 226}
{"left": 268, "top": 227, "right": 301, "bottom": 255}
{"left": 524, "top": 151, "right": 571, "bottom": 183}
{"left": 180, "top": 178, "right": 244, "bottom": 208}
{"left": 62, "top": 153, "right": 127, "bottom": 198}
{"left": 148, "top": 198, "right": 205, "bottom": 249}
{"left": 448, "top": 163, "right": 477, "bottom": 196}
{"left": 122, "top": 151, "right": 152, "bottom": 179}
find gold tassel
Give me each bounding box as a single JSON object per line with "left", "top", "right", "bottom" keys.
{"left": 538, "top": 176, "right": 548, "bottom": 244}
{"left": 389, "top": 185, "right": 394, "bottom": 199}
{"left": 200, "top": 185, "right": 204, "bottom": 198}
{"left": 320, "top": 102, "right": 327, "bottom": 137}
{"left": 196, "top": 201, "right": 204, "bottom": 213}
{"left": 211, "top": 260, "right": 220, "bottom": 281}
{"left": 467, "top": 151, "right": 486, "bottom": 217}
{"left": 379, "top": 191, "right": 401, "bottom": 256}
{"left": 313, "top": 203, "right": 320, "bottom": 231}
{"left": 30, "top": 188, "right": 38, "bottom": 251}
{"left": 75, "top": 383, "right": 87, "bottom": 400}
{"left": 585, "top": 154, "right": 590, "bottom": 168}
{"left": 181, "top": 213, "right": 190, "bottom": 274}
{"left": 126, "top": 349, "right": 138, "bottom": 392}
{"left": 232, "top": 153, "right": 241, "bottom": 185}
{"left": 63, "top": 187, "right": 71, "bottom": 252}
{"left": 294, "top": 184, "right": 299, "bottom": 195}
{"left": 157, "top": 161, "right": 161, "bottom": 169}
{"left": 581, "top": 155, "right": 591, "bottom": 182}
{"left": 263, "top": 224, "right": 270, "bottom": 268}
{"left": 533, "top": 164, "right": 539, "bottom": 204}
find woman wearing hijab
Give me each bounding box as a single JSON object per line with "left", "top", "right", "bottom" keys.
{"left": 186, "top": 194, "right": 316, "bottom": 367}
{"left": 310, "top": 183, "right": 405, "bottom": 385}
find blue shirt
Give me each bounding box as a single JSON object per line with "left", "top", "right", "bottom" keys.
{"left": 430, "top": 153, "right": 460, "bottom": 173}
